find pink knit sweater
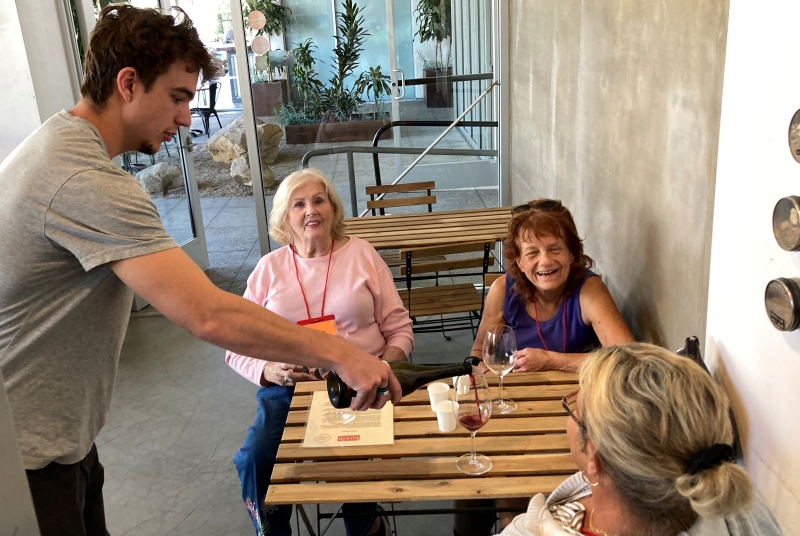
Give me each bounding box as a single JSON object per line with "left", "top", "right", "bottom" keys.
{"left": 225, "top": 236, "right": 414, "bottom": 385}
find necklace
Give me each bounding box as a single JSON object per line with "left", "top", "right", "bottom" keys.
{"left": 588, "top": 508, "right": 622, "bottom": 536}
{"left": 290, "top": 238, "right": 334, "bottom": 320}
{"left": 532, "top": 295, "right": 567, "bottom": 353}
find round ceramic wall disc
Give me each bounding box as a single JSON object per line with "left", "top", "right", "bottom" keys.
{"left": 772, "top": 196, "right": 800, "bottom": 251}
{"left": 251, "top": 36, "right": 270, "bottom": 56}
{"left": 765, "top": 278, "right": 800, "bottom": 331}
{"left": 247, "top": 10, "right": 266, "bottom": 31}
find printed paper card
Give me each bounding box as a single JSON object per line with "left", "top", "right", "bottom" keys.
{"left": 302, "top": 391, "right": 394, "bottom": 448}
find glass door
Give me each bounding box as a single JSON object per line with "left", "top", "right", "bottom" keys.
{"left": 70, "top": 0, "right": 210, "bottom": 308}
{"left": 386, "top": 0, "right": 498, "bottom": 195}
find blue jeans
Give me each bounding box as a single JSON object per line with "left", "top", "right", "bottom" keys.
{"left": 233, "top": 384, "right": 379, "bottom": 536}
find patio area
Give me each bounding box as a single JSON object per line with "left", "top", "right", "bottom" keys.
{"left": 153, "top": 185, "right": 499, "bottom": 297}
{"left": 149, "top": 98, "right": 499, "bottom": 296}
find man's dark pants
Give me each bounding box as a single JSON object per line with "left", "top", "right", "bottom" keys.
{"left": 25, "top": 443, "right": 110, "bottom": 536}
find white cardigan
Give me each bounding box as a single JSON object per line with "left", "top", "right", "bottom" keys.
{"left": 500, "top": 472, "right": 784, "bottom": 536}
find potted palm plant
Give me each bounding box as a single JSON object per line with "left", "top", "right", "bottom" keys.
{"left": 243, "top": 0, "right": 292, "bottom": 116}
{"left": 355, "top": 66, "right": 391, "bottom": 120}
{"left": 279, "top": 0, "right": 393, "bottom": 144}
{"left": 414, "top": 0, "right": 452, "bottom": 108}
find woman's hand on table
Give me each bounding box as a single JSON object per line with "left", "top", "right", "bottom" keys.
{"left": 512, "top": 348, "right": 552, "bottom": 372}
{"left": 263, "top": 362, "right": 317, "bottom": 387}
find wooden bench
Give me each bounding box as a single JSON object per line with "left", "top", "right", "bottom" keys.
{"left": 366, "top": 181, "right": 436, "bottom": 216}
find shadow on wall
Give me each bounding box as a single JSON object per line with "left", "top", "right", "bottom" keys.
{"left": 607, "top": 211, "right": 666, "bottom": 347}
{"left": 706, "top": 338, "right": 750, "bottom": 460}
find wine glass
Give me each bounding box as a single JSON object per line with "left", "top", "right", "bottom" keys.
{"left": 324, "top": 407, "right": 356, "bottom": 425}
{"left": 318, "top": 368, "right": 356, "bottom": 425}
{"left": 482, "top": 324, "right": 517, "bottom": 414}
{"left": 453, "top": 374, "right": 492, "bottom": 475}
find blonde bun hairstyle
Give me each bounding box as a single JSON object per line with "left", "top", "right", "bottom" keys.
{"left": 578, "top": 343, "right": 752, "bottom": 530}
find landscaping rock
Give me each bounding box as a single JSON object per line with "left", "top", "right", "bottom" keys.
{"left": 206, "top": 116, "right": 283, "bottom": 165}
{"left": 230, "top": 154, "right": 275, "bottom": 187}
{"left": 136, "top": 162, "right": 182, "bottom": 194}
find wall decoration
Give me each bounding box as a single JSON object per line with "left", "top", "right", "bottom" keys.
{"left": 772, "top": 196, "right": 800, "bottom": 250}
{"left": 765, "top": 278, "right": 800, "bottom": 331}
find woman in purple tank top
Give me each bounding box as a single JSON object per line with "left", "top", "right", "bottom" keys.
{"left": 472, "top": 199, "right": 634, "bottom": 374}
{"left": 458, "top": 200, "right": 637, "bottom": 536}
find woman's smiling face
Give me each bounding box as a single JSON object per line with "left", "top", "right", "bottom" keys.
{"left": 515, "top": 231, "right": 574, "bottom": 295}
{"left": 287, "top": 180, "right": 335, "bottom": 244}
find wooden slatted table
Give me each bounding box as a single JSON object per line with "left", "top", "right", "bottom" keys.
{"left": 266, "top": 371, "right": 578, "bottom": 507}
{"left": 342, "top": 206, "right": 512, "bottom": 251}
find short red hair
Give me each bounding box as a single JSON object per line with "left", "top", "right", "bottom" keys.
{"left": 503, "top": 200, "right": 594, "bottom": 304}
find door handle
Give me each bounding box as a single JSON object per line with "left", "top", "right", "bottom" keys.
{"left": 392, "top": 69, "right": 405, "bottom": 99}
{"left": 181, "top": 134, "right": 197, "bottom": 152}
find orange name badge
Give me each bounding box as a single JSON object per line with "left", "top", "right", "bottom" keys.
{"left": 297, "top": 314, "right": 337, "bottom": 336}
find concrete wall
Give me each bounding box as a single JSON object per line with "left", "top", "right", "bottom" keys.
{"left": 507, "top": 1, "right": 728, "bottom": 350}
{"left": 706, "top": 1, "right": 800, "bottom": 533}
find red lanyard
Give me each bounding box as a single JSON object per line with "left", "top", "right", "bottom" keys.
{"left": 533, "top": 295, "right": 567, "bottom": 353}
{"left": 291, "top": 239, "right": 334, "bottom": 320}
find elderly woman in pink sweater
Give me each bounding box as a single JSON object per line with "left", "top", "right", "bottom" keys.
{"left": 226, "top": 168, "right": 413, "bottom": 536}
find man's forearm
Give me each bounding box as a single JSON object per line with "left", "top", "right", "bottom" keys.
{"left": 194, "top": 288, "right": 351, "bottom": 371}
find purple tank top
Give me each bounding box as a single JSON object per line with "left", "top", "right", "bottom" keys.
{"left": 502, "top": 271, "right": 601, "bottom": 353}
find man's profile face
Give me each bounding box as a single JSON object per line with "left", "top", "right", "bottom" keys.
{"left": 125, "top": 62, "right": 199, "bottom": 155}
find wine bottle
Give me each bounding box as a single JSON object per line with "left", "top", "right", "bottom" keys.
{"left": 327, "top": 357, "right": 482, "bottom": 409}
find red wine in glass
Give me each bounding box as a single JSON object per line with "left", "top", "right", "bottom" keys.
{"left": 459, "top": 413, "right": 488, "bottom": 431}
{"left": 454, "top": 373, "right": 492, "bottom": 475}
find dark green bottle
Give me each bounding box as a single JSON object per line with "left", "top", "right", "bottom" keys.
{"left": 327, "top": 357, "right": 481, "bottom": 409}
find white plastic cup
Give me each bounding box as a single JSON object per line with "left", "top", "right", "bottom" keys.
{"left": 427, "top": 382, "right": 450, "bottom": 412}
{"left": 435, "top": 400, "right": 457, "bottom": 432}
{"left": 455, "top": 375, "right": 471, "bottom": 395}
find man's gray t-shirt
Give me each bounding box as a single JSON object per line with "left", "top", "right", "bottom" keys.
{"left": 0, "top": 111, "right": 177, "bottom": 469}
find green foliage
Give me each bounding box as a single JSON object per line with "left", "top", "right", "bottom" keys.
{"left": 290, "top": 39, "right": 324, "bottom": 113}
{"left": 279, "top": 0, "right": 376, "bottom": 125}
{"left": 277, "top": 103, "right": 320, "bottom": 125}
{"left": 242, "top": 0, "right": 292, "bottom": 39}
{"left": 319, "top": 86, "right": 363, "bottom": 122}
{"left": 330, "top": 0, "right": 369, "bottom": 93}
{"left": 414, "top": 0, "right": 451, "bottom": 71}
{"left": 416, "top": 50, "right": 451, "bottom": 73}
{"left": 242, "top": 0, "right": 292, "bottom": 82}
{"left": 355, "top": 66, "right": 391, "bottom": 118}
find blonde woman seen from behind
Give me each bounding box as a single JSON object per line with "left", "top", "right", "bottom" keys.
{"left": 501, "top": 343, "right": 783, "bottom": 536}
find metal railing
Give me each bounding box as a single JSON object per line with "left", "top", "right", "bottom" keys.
{"left": 301, "top": 146, "right": 497, "bottom": 217}
{"left": 370, "top": 120, "right": 498, "bottom": 187}
{"left": 301, "top": 80, "right": 500, "bottom": 217}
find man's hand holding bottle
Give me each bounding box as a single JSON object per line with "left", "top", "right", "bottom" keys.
{"left": 335, "top": 349, "right": 402, "bottom": 411}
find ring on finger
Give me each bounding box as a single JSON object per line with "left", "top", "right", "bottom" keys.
{"left": 376, "top": 385, "right": 390, "bottom": 396}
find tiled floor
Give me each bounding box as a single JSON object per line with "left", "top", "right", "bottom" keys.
{"left": 99, "top": 313, "right": 491, "bottom": 536}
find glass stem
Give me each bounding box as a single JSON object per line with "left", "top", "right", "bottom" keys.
{"left": 470, "top": 430, "right": 477, "bottom": 463}
{"left": 498, "top": 376, "right": 505, "bottom": 405}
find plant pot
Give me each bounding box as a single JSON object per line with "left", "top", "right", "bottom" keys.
{"left": 424, "top": 67, "right": 453, "bottom": 108}
{"left": 284, "top": 119, "right": 394, "bottom": 145}
{"left": 251, "top": 80, "right": 288, "bottom": 117}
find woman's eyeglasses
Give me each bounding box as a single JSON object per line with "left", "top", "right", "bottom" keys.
{"left": 510, "top": 199, "right": 562, "bottom": 215}
{"left": 562, "top": 389, "right": 586, "bottom": 433}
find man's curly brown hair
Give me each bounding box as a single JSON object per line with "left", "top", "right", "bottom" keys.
{"left": 81, "top": 5, "right": 224, "bottom": 108}
{"left": 503, "top": 200, "right": 594, "bottom": 304}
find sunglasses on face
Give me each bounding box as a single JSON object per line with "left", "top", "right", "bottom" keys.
{"left": 510, "top": 199, "right": 563, "bottom": 215}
